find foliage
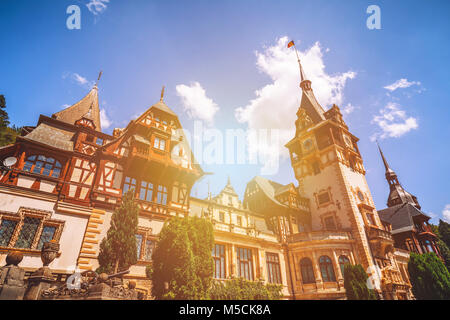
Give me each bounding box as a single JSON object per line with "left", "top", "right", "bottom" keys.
{"left": 436, "top": 239, "right": 450, "bottom": 271}
{"left": 430, "top": 221, "right": 450, "bottom": 271}
{"left": 97, "top": 190, "right": 139, "bottom": 274}
{"left": 343, "top": 264, "right": 377, "bottom": 300}
{"left": 151, "top": 216, "right": 214, "bottom": 300}
{"left": 0, "top": 95, "right": 9, "bottom": 128}
{"left": 208, "top": 278, "right": 283, "bottom": 300}
{"left": 407, "top": 252, "right": 450, "bottom": 300}
{"left": 0, "top": 95, "right": 21, "bottom": 147}
{"left": 438, "top": 219, "right": 450, "bottom": 249}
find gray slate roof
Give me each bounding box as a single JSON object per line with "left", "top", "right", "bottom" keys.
{"left": 22, "top": 123, "right": 74, "bottom": 151}
{"left": 378, "top": 203, "right": 431, "bottom": 235}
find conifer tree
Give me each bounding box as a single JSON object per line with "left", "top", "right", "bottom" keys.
{"left": 150, "top": 216, "right": 214, "bottom": 299}
{"left": 408, "top": 252, "right": 450, "bottom": 300}
{"left": 0, "top": 95, "right": 9, "bottom": 128}
{"left": 97, "top": 190, "right": 139, "bottom": 274}
{"left": 438, "top": 219, "right": 450, "bottom": 249}
{"left": 343, "top": 264, "right": 377, "bottom": 300}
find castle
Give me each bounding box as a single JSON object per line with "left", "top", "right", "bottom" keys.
{"left": 0, "top": 61, "right": 441, "bottom": 299}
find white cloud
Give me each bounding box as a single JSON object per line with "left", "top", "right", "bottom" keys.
{"left": 61, "top": 104, "right": 71, "bottom": 109}
{"left": 176, "top": 82, "right": 219, "bottom": 126}
{"left": 63, "top": 72, "right": 95, "bottom": 89}
{"left": 86, "top": 0, "right": 110, "bottom": 15}
{"left": 341, "top": 103, "right": 357, "bottom": 115}
{"left": 443, "top": 204, "right": 450, "bottom": 223}
{"left": 384, "top": 78, "right": 421, "bottom": 92}
{"left": 371, "top": 102, "right": 418, "bottom": 141}
{"left": 100, "top": 108, "right": 112, "bottom": 129}
{"left": 235, "top": 36, "right": 356, "bottom": 161}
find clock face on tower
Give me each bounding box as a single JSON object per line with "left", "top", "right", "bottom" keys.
{"left": 303, "top": 138, "right": 313, "bottom": 151}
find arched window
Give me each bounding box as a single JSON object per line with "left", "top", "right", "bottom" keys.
{"left": 319, "top": 255, "right": 336, "bottom": 282}
{"left": 338, "top": 255, "right": 351, "bottom": 276}
{"left": 300, "top": 258, "right": 315, "bottom": 284}
{"left": 23, "top": 155, "right": 62, "bottom": 178}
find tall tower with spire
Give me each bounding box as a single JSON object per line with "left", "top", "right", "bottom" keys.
{"left": 377, "top": 142, "right": 421, "bottom": 209}
{"left": 285, "top": 42, "right": 394, "bottom": 292}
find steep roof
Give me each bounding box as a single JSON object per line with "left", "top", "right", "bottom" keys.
{"left": 378, "top": 203, "right": 431, "bottom": 234}
{"left": 22, "top": 123, "right": 74, "bottom": 151}
{"left": 150, "top": 100, "right": 177, "bottom": 117}
{"left": 252, "top": 176, "right": 288, "bottom": 208}
{"left": 52, "top": 86, "right": 101, "bottom": 131}
{"left": 299, "top": 89, "right": 326, "bottom": 124}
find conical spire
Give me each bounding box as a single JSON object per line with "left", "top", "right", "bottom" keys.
{"left": 377, "top": 141, "right": 396, "bottom": 177}
{"left": 53, "top": 84, "right": 102, "bottom": 131}
{"left": 288, "top": 40, "right": 325, "bottom": 124}
{"left": 377, "top": 141, "right": 421, "bottom": 209}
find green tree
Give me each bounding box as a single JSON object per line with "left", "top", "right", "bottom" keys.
{"left": 209, "top": 278, "right": 282, "bottom": 300}
{"left": 343, "top": 264, "right": 377, "bottom": 300}
{"left": 438, "top": 220, "right": 450, "bottom": 249}
{"left": 0, "top": 95, "right": 9, "bottom": 128}
{"left": 407, "top": 252, "right": 450, "bottom": 300}
{"left": 97, "top": 190, "right": 139, "bottom": 274}
{"left": 430, "top": 222, "right": 450, "bottom": 271}
{"left": 0, "top": 95, "right": 21, "bottom": 147}
{"left": 151, "top": 216, "right": 214, "bottom": 299}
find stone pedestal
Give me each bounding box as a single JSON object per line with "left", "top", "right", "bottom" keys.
{"left": 0, "top": 252, "right": 26, "bottom": 300}
{"left": 24, "top": 241, "right": 59, "bottom": 300}
{"left": 24, "top": 266, "right": 56, "bottom": 300}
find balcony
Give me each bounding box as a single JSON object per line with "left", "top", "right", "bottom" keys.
{"left": 287, "top": 230, "right": 353, "bottom": 244}
{"left": 367, "top": 226, "right": 393, "bottom": 242}
{"left": 366, "top": 226, "right": 394, "bottom": 256}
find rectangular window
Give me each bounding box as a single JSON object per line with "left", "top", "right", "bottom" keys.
{"left": 0, "top": 219, "right": 18, "bottom": 247}
{"left": 317, "top": 191, "right": 331, "bottom": 205}
{"left": 37, "top": 225, "right": 56, "bottom": 250}
{"left": 144, "top": 240, "right": 154, "bottom": 261}
{"left": 123, "top": 177, "right": 137, "bottom": 194}
{"left": 96, "top": 138, "right": 103, "bottom": 146}
{"left": 135, "top": 234, "right": 143, "bottom": 259}
{"left": 156, "top": 185, "right": 168, "bottom": 205}
{"left": 139, "top": 181, "right": 153, "bottom": 202}
{"left": 324, "top": 216, "right": 337, "bottom": 230}
{"left": 236, "top": 247, "right": 254, "bottom": 281}
{"left": 266, "top": 253, "right": 282, "bottom": 284}
{"left": 212, "top": 244, "right": 226, "bottom": 279}
{"left": 312, "top": 162, "right": 321, "bottom": 175}
{"left": 236, "top": 216, "right": 242, "bottom": 226}
{"left": 153, "top": 137, "right": 166, "bottom": 151}
{"left": 366, "top": 213, "right": 375, "bottom": 226}
{"left": 15, "top": 217, "right": 40, "bottom": 248}
{"left": 219, "top": 212, "right": 225, "bottom": 223}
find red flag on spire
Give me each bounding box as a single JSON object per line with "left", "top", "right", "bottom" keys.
{"left": 287, "top": 40, "right": 295, "bottom": 48}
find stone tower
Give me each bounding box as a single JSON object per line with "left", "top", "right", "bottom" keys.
{"left": 285, "top": 60, "right": 388, "bottom": 288}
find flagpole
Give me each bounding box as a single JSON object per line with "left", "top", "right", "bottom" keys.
{"left": 291, "top": 43, "right": 303, "bottom": 82}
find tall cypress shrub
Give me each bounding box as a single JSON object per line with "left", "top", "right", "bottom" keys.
{"left": 97, "top": 190, "right": 139, "bottom": 274}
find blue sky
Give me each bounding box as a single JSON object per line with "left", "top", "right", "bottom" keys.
{"left": 0, "top": 0, "right": 449, "bottom": 223}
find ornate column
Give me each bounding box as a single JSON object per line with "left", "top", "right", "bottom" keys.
{"left": 332, "top": 251, "right": 343, "bottom": 289}
{"left": 311, "top": 251, "right": 322, "bottom": 290}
